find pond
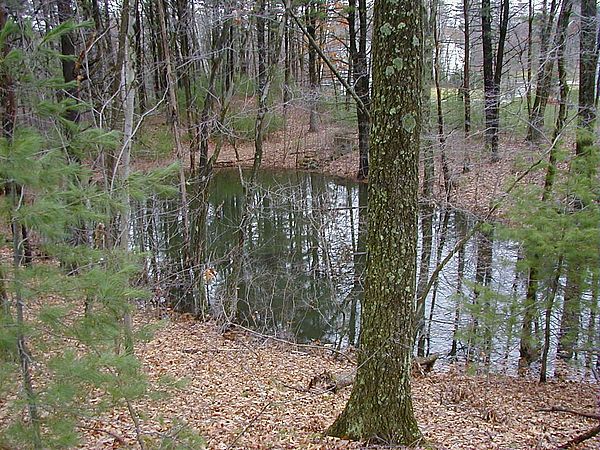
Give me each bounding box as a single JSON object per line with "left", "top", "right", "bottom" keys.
{"left": 131, "top": 169, "right": 571, "bottom": 373}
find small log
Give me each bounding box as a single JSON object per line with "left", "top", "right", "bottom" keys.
{"left": 307, "top": 354, "right": 440, "bottom": 393}
{"left": 413, "top": 354, "right": 440, "bottom": 377}
{"left": 308, "top": 370, "right": 354, "bottom": 393}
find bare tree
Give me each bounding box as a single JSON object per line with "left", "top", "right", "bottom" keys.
{"left": 481, "top": 0, "right": 509, "bottom": 161}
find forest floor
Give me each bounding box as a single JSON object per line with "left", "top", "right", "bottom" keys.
{"left": 79, "top": 313, "right": 600, "bottom": 449}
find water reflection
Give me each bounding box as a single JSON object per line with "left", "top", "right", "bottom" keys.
{"left": 133, "top": 170, "right": 534, "bottom": 368}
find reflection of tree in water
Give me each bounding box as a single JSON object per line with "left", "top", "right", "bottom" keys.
{"left": 134, "top": 170, "right": 598, "bottom": 373}
{"left": 201, "top": 170, "right": 357, "bottom": 342}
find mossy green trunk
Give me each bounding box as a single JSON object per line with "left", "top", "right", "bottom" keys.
{"left": 328, "top": 0, "right": 422, "bottom": 444}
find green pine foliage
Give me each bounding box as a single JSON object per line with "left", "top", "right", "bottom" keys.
{"left": 453, "top": 141, "right": 600, "bottom": 370}
{"left": 0, "top": 17, "right": 202, "bottom": 449}
{"left": 500, "top": 143, "right": 600, "bottom": 366}
{"left": 506, "top": 147, "right": 599, "bottom": 283}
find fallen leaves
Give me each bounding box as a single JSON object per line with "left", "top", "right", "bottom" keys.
{"left": 71, "top": 314, "right": 600, "bottom": 449}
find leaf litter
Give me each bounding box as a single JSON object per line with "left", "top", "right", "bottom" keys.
{"left": 77, "top": 313, "right": 599, "bottom": 449}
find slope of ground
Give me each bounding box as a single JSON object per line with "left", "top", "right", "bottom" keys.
{"left": 80, "top": 314, "right": 599, "bottom": 449}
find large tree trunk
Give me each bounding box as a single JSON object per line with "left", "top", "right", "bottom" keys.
{"left": 156, "top": 0, "right": 189, "bottom": 243}
{"left": 481, "top": 0, "right": 496, "bottom": 158}
{"left": 421, "top": 0, "right": 435, "bottom": 199}
{"left": 481, "top": 0, "right": 509, "bottom": 161}
{"left": 576, "top": 0, "right": 599, "bottom": 158}
{"left": 462, "top": 0, "right": 471, "bottom": 172}
{"left": 432, "top": 0, "right": 451, "bottom": 199}
{"left": 133, "top": 0, "right": 146, "bottom": 111}
{"left": 119, "top": 0, "right": 136, "bottom": 355}
{"left": 57, "top": 0, "right": 80, "bottom": 127}
{"left": 306, "top": 1, "right": 319, "bottom": 132}
{"left": 544, "top": 0, "right": 572, "bottom": 197}
{"left": 327, "top": 0, "right": 422, "bottom": 443}
{"left": 253, "top": 0, "right": 268, "bottom": 176}
{"left": 176, "top": 0, "right": 195, "bottom": 164}
{"left": 527, "top": 0, "right": 559, "bottom": 142}
{"left": 348, "top": 0, "right": 370, "bottom": 179}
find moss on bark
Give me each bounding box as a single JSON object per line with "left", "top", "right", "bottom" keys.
{"left": 327, "top": 0, "right": 423, "bottom": 445}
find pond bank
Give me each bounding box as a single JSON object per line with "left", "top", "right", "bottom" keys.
{"left": 207, "top": 112, "right": 544, "bottom": 219}
{"left": 135, "top": 109, "right": 544, "bottom": 219}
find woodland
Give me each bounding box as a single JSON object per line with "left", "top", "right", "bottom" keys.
{"left": 0, "top": 0, "right": 600, "bottom": 448}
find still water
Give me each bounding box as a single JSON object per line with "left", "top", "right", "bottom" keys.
{"left": 131, "top": 170, "right": 544, "bottom": 370}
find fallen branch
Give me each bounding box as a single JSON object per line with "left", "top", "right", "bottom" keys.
{"left": 539, "top": 405, "right": 600, "bottom": 449}
{"left": 307, "top": 370, "right": 355, "bottom": 393}
{"left": 556, "top": 423, "right": 600, "bottom": 449}
{"left": 539, "top": 406, "right": 600, "bottom": 421}
{"left": 304, "top": 354, "right": 440, "bottom": 394}
{"left": 76, "top": 424, "right": 126, "bottom": 444}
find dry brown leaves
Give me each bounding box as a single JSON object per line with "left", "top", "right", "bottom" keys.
{"left": 74, "top": 313, "right": 600, "bottom": 450}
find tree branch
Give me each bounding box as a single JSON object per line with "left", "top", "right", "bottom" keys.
{"left": 539, "top": 406, "right": 600, "bottom": 421}
{"left": 286, "top": 6, "right": 369, "bottom": 119}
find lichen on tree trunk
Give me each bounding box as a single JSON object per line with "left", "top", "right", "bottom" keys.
{"left": 327, "top": 0, "right": 422, "bottom": 445}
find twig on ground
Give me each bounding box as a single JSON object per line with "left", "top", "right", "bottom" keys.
{"left": 540, "top": 405, "right": 600, "bottom": 449}
{"left": 76, "top": 424, "right": 126, "bottom": 444}
{"left": 226, "top": 401, "right": 271, "bottom": 450}
{"left": 229, "top": 323, "right": 355, "bottom": 363}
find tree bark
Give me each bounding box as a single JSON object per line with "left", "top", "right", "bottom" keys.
{"left": 527, "top": 0, "right": 559, "bottom": 142}
{"left": 328, "top": 0, "right": 422, "bottom": 443}
{"left": 57, "top": 0, "right": 80, "bottom": 126}
{"left": 462, "top": 0, "right": 471, "bottom": 172}
{"left": 156, "top": 0, "right": 189, "bottom": 243}
{"left": 0, "top": 0, "right": 14, "bottom": 315}
{"left": 421, "top": 0, "right": 435, "bottom": 198}
{"left": 348, "top": 0, "right": 370, "bottom": 179}
{"left": 306, "top": 1, "right": 319, "bottom": 132}
{"left": 432, "top": 0, "right": 451, "bottom": 199}
{"left": 133, "top": 0, "right": 146, "bottom": 111}
{"left": 576, "top": 0, "right": 599, "bottom": 158}
{"left": 481, "top": 0, "right": 509, "bottom": 161}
